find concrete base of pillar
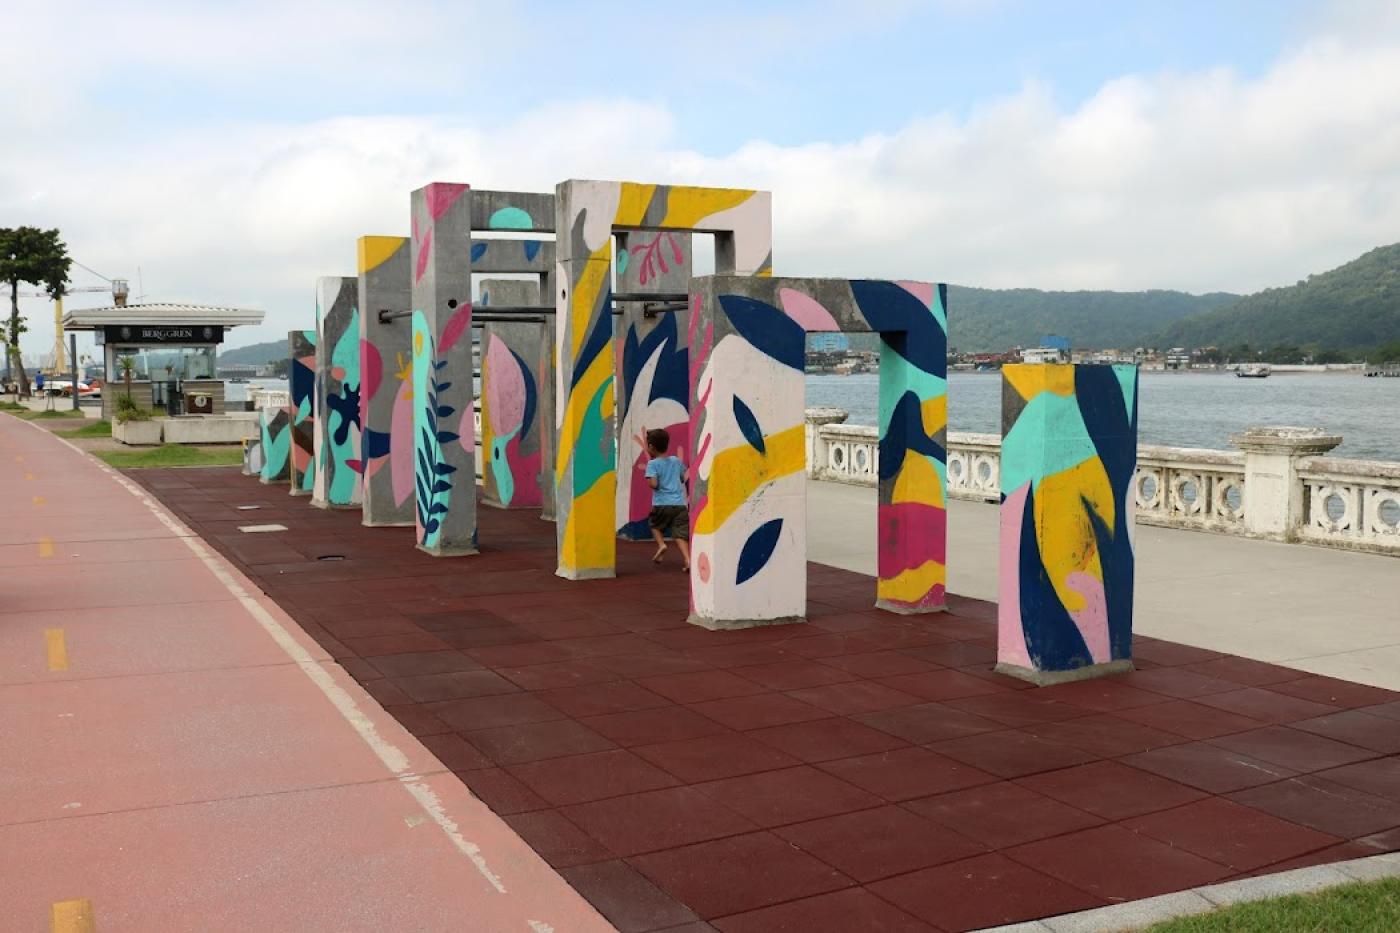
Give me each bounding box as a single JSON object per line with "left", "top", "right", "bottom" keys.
{"left": 687, "top": 614, "right": 807, "bottom": 632}
{"left": 995, "top": 658, "right": 1134, "bottom": 686}
{"left": 555, "top": 566, "right": 615, "bottom": 581}
{"left": 311, "top": 500, "right": 362, "bottom": 511}
{"left": 415, "top": 543, "right": 479, "bottom": 558}
{"left": 875, "top": 600, "right": 949, "bottom": 616}
{"left": 363, "top": 519, "right": 414, "bottom": 528}
{"left": 289, "top": 488, "right": 311, "bottom": 497}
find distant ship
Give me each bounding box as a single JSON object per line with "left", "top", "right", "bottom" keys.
{"left": 1236, "top": 364, "right": 1271, "bottom": 378}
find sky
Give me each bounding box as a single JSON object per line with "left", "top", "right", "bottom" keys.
{"left": 3, "top": 0, "right": 1399, "bottom": 355}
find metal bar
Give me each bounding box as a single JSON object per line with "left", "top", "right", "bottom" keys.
{"left": 379, "top": 305, "right": 555, "bottom": 325}
{"left": 612, "top": 292, "right": 688, "bottom": 302}
{"left": 378, "top": 308, "right": 412, "bottom": 323}
{"left": 473, "top": 315, "right": 549, "bottom": 323}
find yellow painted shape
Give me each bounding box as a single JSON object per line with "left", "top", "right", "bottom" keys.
{"left": 921, "top": 394, "right": 947, "bottom": 438}
{"left": 560, "top": 473, "right": 615, "bottom": 571}
{"left": 569, "top": 251, "right": 611, "bottom": 357}
{"left": 14, "top": 454, "right": 23, "bottom": 462}
{"left": 1002, "top": 363, "right": 1076, "bottom": 402}
{"left": 892, "top": 453, "right": 945, "bottom": 508}
{"left": 614, "top": 183, "right": 658, "bottom": 227}
{"left": 554, "top": 350, "right": 613, "bottom": 483}
{"left": 358, "top": 235, "right": 406, "bottom": 274}
{"left": 694, "top": 425, "right": 805, "bottom": 536}
{"left": 45, "top": 628, "right": 69, "bottom": 671}
{"left": 25, "top": 471, "right": 35, "bottom": 481}
{"left": 50, "top": 899, "right": 94, "bottom": 933}
{"left": 877, "top": 559, "right": 946, "bottom": 604}
{"left": 1032, "top": 456, "right": 1113, "bottom": 612}
{"left": 659, "top": 187, "right": 756, "bottom": 230}
{"left": 33, "top": 496, "right": 45, "bottom": 506}
{"left": 38, "top": 537, "right": 54, "bottom": 558}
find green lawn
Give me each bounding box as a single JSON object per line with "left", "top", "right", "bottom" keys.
{"left": 4, "top": 407, "right": 87, "bottom": 420}
{"left": 1147, "top": 877, "right": 1400, "bottom": 932}
{"left": 55, "top": 419, "right": 113, "bottom": 438}
{"left": 94, "top": 445, "right": 244, "bottom": 469}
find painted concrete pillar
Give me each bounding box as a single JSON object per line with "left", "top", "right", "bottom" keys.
{"left": 257, "top": 406, "right": 291, "bottom": 483}
{"left": 688, "top": 277, "right": 945, "bottom": 630}
{"left": 615, "top": 231, "right": 692, "bottom": 540}
{"left": 553, "top": 181, "right": 773, "bottom": 581}
{"left": 480, "top": 279, "right": 547, "bottom": 510}
{"left": 313, "top": 276, "right": 363, "bottom": 509}
{"left": 358, "top": 236, "right": 414, "bottom": 527}
{"left": 997, "top": 363, "right": 1139, "bottom": 684}
{"left": 288, "top": 329, "right": 317, "bottom": 496}
{"left": 409, "top": 183, "right": 477, "bottom": 556}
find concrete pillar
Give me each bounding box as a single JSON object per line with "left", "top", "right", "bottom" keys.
{"left": 313, "top": 276, "right": 362, "bottom": 509}
{"left": 358, "top": 236, "right": 414, "bottom": 527}
{"left": 615, "top": 231, "right": 693, "bottom": 540}
{"left": 1232, "top": 426, "right": 1343, "bottom": 539}
{"left": 409, "top": 183, "right": 477, "bottom": 556}
{"left": 288, "top": 329, "right": 316, "bottom": 496}
{"left": 479, "top": 279, "right": 547, "bottom": 509}
{"left": 257, "top": 406, "right": 291, "bottom": 483}
{"left": 997, "top": 363, "right": 1139, "bottom": 684}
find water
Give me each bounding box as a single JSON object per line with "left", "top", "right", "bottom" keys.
{"left": 806, "top": 371, "right": 1400, "bottom": 462}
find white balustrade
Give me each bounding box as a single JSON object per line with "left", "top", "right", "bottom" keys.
{"left": 1297, "top": 456, "right": 1400, "bottom": 551}
{"left": 249, "top": 387, "right": 291, "bottom": 410}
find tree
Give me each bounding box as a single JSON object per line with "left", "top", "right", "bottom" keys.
{"left": 0, "top": 227, "right": 72, "bottom": 398}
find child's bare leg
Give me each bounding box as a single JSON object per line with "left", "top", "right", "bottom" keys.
{"left": 675, "top": 538, "right": 691, "bottom": 570}
{"left": 651, "top": 527, "right": 668, "bottom": 563}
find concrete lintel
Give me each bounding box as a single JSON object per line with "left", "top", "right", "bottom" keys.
{"left": 994, "top": 659, "right": 1134, "bottom": 686}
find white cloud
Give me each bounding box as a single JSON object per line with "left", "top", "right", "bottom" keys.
{"left": 3, "top": 5, "right": 1400, "bottom": 354}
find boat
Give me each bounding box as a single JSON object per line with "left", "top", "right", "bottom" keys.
{"left": 1236, "top": 365, "right": 1271, "bottom": 378}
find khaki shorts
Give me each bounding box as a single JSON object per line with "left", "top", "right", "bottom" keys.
{"left": 648, "top": 505, "right": 689, "bottom": 540}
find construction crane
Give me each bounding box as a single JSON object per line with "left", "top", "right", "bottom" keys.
{"left": 10, "top": 276, "right": 129, "bottom": 375}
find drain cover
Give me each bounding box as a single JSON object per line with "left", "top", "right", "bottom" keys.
{"left": 238, "top": 524, "right": 288, "bottom": 533}
{"left": 236, "top": 505, "right": 261, "bottom": 511}
{"left": 317, "top": 554, "right": 346, "bottom": 561}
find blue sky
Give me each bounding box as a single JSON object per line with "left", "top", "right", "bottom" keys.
{"left": 3, "top": 0, "right": 1398, "bottom": 352}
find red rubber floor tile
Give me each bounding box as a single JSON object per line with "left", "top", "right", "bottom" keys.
{"left": 786, "top": 680, "right": 923, "bottom": 716}
{"left": 1290, "top": 710, "right": 1400, "bottom": 753}
{"left": 1038, "top": 678, "right": 1170, "bottom": 712}
{"left": 497, "top": 659, "right": 622, "bottom": 691}
{"left": 390, "top": 670, "right": 520, "bottom": 703}
{"left": 775, "top": 804, "right": 986, "bottom": 882}
{"left": 899, "top": 640, "right": 998, "bottom": 669}
{"left": 696, "top": 766, "right": 881, "bottom": 828}
{"left": 560, "top": 859, "right": 701, "bottom": 933}
{"left": 946, "top": 692, "right": 1087, "bottom": 727}
{"left": 562, "top": 786, "right": 757, "bottom": 857}
{"left": 747, "top": 717, "right": 908, "bottom": 763}
{"left": 1229, "top": 775, "right": 1400, "bottom": 838}
{"left": 730, "top": 659, "right": 857, "bottom": 690}
{"left": 869, "top": 853, "right": 1104, "bottom": 932}
{"left": 818, "top": 747, "right": 998, "bottom": 801}
{"left": 633, "top": 732, "right": 800, "bottom": 783}
{"left": 627, "top": 831, "right": 853, "bottom": 920}
{"left": 819, "top": 651, "right": 940, "bottom": 678}
{"left": 930, "top": 730, "right": 1098, "bottom": 778}
{"left": 466, "top": 719, "right": 616, "bottom": 766}
{"left": 1017, "top": 761, "right": 1208, "bottom": 820}
{"left": 501, "top": 809, "right": 613, "bottom": 869}
{"left": 905, "top": 781, "right": 1103, "bottom": 849}
{"left": 1124, "top": 797, "right": 1344, "bottom": 871}
{"left": 877, "top": 669, "right": 1007, "bottom": 702}
{"left": 1131, "top": 640, "right": 1225, "bottom": 667}
{"left": 416, "top": 732, "right": 492, "bottom": 772}
{"left": 1209, "top": 725, "right": 1378, "bottom": 773}
{"left": 1024, "top": 713, "right": 1186, "bottom": 757}
{"left": 1114, "top": 698, "right": 1266, "bottom": 739}
{"left": 455, "top": 767, "right": 549, "bottom": 814}
{"left": 1315, "top": 756, "right": 1400, "bottom": 803}
{"left": 634, "top": 670, "right": 770, "bottom": 704}
{"left": 1194, "top": 687, "right": 1339, "bottom": 725}
{"left": 1007, "top": 823, "right": 1230, "bottom": 902}
{"left": 536, "top": 680, "right": 673, "bottom": 718}
{"left": 1125, "top": 665, "right": 1241, "bottom": 699}
{"left": 855, "top": 702, "right": 1004, "bottom": 744}
{"left": 688, "top": 693, "right": 830, "bottom": 731}
{"left": 712, "top": 888, "right": 933, "bottom": 932}
{"left": 1122, "top": 741, "right": 1298, "bottom": 793}
{"left": 506, "top": 749, "right": 679, "bottom": 807}
{"left": 427, "top": 692, "right": 565, "bottom": 731}
{"left": 1270, "top": 676, "right": 1399, "bottom": 709}
{"left": 1185, "top": 656, "right": 1309, "bottom": 687}
{"left": 583, "top": 706, "right": 733, "bottom": 746}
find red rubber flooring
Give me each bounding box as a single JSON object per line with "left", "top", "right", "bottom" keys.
{"left": 132, "top": 467, "right": 1400, "bottom": 932}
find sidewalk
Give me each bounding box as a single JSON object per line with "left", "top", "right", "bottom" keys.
{"left": 807, "top": 481, "right": 1400, "bottom": 691}
{"left": 0, "top": 414, "right": 611, "bottom": 932}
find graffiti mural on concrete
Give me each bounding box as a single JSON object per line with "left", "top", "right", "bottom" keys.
{"left": 997, "top": 363, "right": 1138, "bottom": 682}
{"left": 313, "top": 276, "right": 362, "bottom": 509}
{"left": 358, "top": 236, "right": 414, "bottom": 526}
{"left": 257, "top": 406, "right": 291, "bottom": 483}
{"left": 554, "top": 180, "right": 772, "bottom": 579}
{"left": 480, "top": 280, "right": 545, "bottom": 509}
{"left": 615, "top": 231, "right": 692, "bottom": 540}
{"left": 288, "top": 329, "right": 317, "bottom": 496}
{"left": 688, "top": 277, "right": 947, "bottom": 629}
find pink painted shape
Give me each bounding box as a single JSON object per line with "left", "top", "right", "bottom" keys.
{"left": 414, "top": 227, "right": 433, "bottom": 283}
{"left": 440, "top": 304, "right": 473, "bottom": 354}
{"left": 998, "top": 483, "right": 1033, "bottom": 669}
{"left": 458, "top": 399, "right": 476, "bottom": 454}
{"left": 360, "top": 340, "right": 382, "bottom": 420}
{"left": 779, "top": 287, "right": 840, "bottom": 332}
{"left": 484, "top": 336, "right": 524, "bottom": 436}
{"left": 876, "top": 501, "right": 946, "bottom": 580}
{"left": 1066, "top": 572, "right": 1111, "bottom": 664}
{"left": 896, "top": 280, "right": 935, "bottom": 308}
{"left": 425, "top": 182, "right": 468, "bottom": 222}
{"left": 505, "top": 436, "right": 543, "bottom": 507}
{"left": 390, "top": 378, "right": 414, "bottom": 507}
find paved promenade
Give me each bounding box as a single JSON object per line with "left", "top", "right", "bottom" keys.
{"left": 0, "top": 414, "right": 610, "bottom": 931}
{"left": 808, "top": 481, "right": 1400, "bottom": 691}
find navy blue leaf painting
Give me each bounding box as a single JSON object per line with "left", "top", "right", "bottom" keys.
{"left": 733, "top": 395, "right": 766, "bottom": 455}
{"left": 736, "top": 519, "right": 784, "bottom": 586}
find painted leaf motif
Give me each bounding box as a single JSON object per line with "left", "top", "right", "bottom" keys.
{"left": 733, "top": 394, "right": 766, "bottom": 455}
{"left": 736, "top": 518, "right": 784, "bottom": 586}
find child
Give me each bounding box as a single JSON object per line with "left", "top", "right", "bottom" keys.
{"left": 643, "top": 427, "right": 691, "bottom": 571}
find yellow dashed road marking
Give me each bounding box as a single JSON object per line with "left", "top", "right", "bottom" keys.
{"left": 46, "top": 629, "right": 69, "bottom": 671}
{"left": 38, "top": 537, "right": 54, "bottom": 558}
{"left": 33, "top": 496, "right": 45, "bottom": 506}
{"left": 50, "top": 899, "right": 95, "bottom": 933}
{"left": 25, "top": 471, "right": 35, "bottom": 481}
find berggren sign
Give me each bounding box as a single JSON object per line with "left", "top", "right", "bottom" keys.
{"left": 102, "top": 325, "right": 224, "bottom": 345}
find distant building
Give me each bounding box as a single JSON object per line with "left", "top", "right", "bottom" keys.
{"left": 808, "top": 333, "right": 850, "bottom": 353}
{"left": 1021, "top": 347, "right": 1065, "bottom": 364}
{"left": 1041, "top": 335, "right": 1071, "bottom": 353}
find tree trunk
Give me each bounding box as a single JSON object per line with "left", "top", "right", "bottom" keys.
{"left": 8, "top": 284, "right": 29, "bottom": 399}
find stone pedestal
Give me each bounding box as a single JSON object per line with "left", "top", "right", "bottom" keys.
{"left": 1231, "top": 426, "right": 1343, "bottom": 540}
{"left": 997, "top": 363, "right": 1138, "bottom": 685}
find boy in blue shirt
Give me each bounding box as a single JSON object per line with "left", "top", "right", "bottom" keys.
{"left": 644, "top": 427, "right": 691, "bottom": 571}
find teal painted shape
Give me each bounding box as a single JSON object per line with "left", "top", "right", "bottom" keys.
{"left": 616, "top": 250, "right": 629, "bottom": 277}
{"left": 1001, "top": 390, "right": 1098, "bottom": 493}
{"left": 487, "top": 206, "right": 533, "bottom": 230}
{"left": 878, "top": 346, "right": 945, "bottom": 435}
{"left": 327, "top": 308, "right": 361, "bottom": 506}
{"left": 261, "top": 422, "right": 290, "bottom": 481}
{"left": 412, "top": 311, "right": 446, "bottom": 549}
{"left": 573, "top": 378, "right": 615, "bottom": 495}
{"left": 1113, "top": 363, "right": 1137, "bottom": 423}
{"left": 489, "top": 430, "right": 519, "bottom": 507}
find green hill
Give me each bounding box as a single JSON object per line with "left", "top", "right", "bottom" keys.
{"left": 944, "top": 286, "right": 1238, "bottom": 352}
{"left": 1159, "top": 243, "right": 1400, "bottom": 352}
{"left": 218, "top": 339, "right": 285, "bottom": 367}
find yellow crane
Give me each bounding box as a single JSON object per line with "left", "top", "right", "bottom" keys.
{"left": 11, "top": 279, "right": 128, "bottom": 375}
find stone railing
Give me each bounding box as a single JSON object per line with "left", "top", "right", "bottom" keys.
{"left": 249, "top": 387, "right": 291, "bottom": 410}
{"left": 805, "top": 411, "right": 1400, "bottom": 556}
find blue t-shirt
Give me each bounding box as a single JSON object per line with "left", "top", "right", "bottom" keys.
{"left": 645, "top": 455, "right": 686, "bottom": 507}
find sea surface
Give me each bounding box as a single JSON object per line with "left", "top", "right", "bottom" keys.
{"left": 808, "top": 371, "right": 1400, "bottom": 462}
{"left": 230, "top": 372, "right": 1400, "bottom": 462}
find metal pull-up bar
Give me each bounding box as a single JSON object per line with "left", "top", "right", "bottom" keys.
{"left": 377, "top": 291, "right": 692, "bottom": 326}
